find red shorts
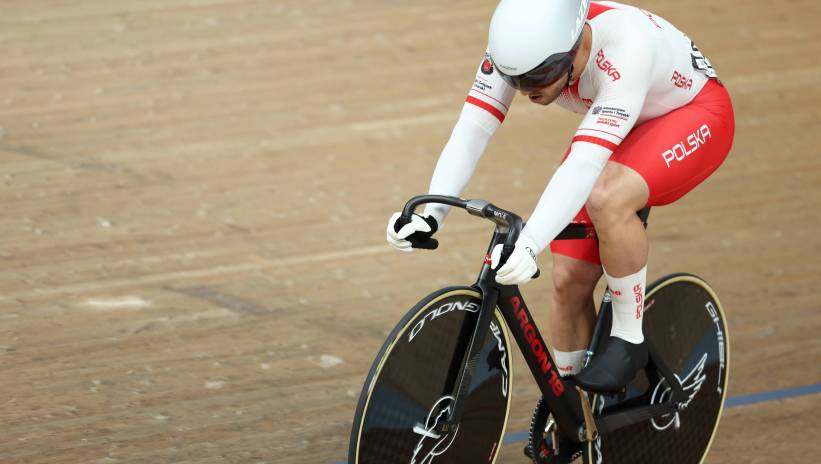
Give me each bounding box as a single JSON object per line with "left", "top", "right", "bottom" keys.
{"left": 550, "top": 79, "right": 735, "bottom": 264}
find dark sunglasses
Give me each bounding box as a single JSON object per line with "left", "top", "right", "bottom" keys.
{"left": 495, "top": 36, "right": 582, "bottom": 92}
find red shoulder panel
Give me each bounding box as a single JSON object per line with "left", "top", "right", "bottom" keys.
{"left": 588, "top": 2, "right": 615, "bottom": 20}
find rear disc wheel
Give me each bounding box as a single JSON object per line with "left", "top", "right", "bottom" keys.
{"left": 583, "top": 274, "right": 730, "bottom": 464}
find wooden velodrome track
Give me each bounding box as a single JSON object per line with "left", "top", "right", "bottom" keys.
{"left": 1, "top": 0, "right": 819, "bottom": 462}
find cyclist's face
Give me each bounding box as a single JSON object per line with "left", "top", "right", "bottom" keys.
{"left": 521, "top": 74, "right": 567, "bottom": 106}
{"left": 523, "top": 25, "right": 591, "bottom": 106}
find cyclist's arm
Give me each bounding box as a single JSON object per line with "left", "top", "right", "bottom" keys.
{"left": 424, "top": 52, "right": 516, "bottom": 225}
{"left": 519, "top": 131, "right": 629, "bottom": 252}
{"left": 522, "top": 41, "right": 654, "bottom": 252}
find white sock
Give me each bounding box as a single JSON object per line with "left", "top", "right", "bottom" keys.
{"left": 604, "top": 265, "right": 647, "bottom": 344}
{"left": 554, "top": 349, "right": 586, "bottom": 376}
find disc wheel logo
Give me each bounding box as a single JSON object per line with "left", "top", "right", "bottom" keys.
{"left": 649, "top": 353, "right": 708, "bottom": 431}
{"left": 411, "top": 396, "right": 459, "bottom": 464}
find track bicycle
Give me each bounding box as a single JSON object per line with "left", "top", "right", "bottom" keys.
{"left": 349, "top": 195, "right": 729, "bottom": 463}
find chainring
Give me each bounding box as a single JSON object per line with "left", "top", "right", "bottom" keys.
{"left": 527, "top": 397, "right": 584, "bottom": 464}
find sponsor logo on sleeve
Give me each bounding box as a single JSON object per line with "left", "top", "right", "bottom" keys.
{"left": 592, "top": 106, "right": 630, "bottom": 120}
{"left": 592, "top": 106, "right": 630, "bottom": 128}
{"left": 481, "top": 53, "right": 494, "bottom": 75}
{"left": 671, "top": 70, "right": 694, "bottom": 90}
{"left": 595, "top": 50, "right": 621, "bottom": 81}
{"left": 473, "top": 78, "right": 493, "bottom": 92}
{"left": 595, "top": 117, "right": 622, "bottom": 128}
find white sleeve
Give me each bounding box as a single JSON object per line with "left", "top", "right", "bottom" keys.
{"left": 521, "top": 143, "right": 610, "bottom": 252}
{"left": 522, "top": 30, "right": 655, "bottom": 252}
{"left": 423, "top": 51, "right": 515, "bottom": 225}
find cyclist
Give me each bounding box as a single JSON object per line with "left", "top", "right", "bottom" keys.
{"left": 386, "top": 0, "right": 734, "bottom": 392}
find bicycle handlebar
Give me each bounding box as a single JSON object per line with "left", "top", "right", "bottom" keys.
{"left": 399, "top": 195, "right": 538, "bottom": 278}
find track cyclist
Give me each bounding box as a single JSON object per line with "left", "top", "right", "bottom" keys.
{"left": 386, "top": 0, "right": 734, "bottom": 393}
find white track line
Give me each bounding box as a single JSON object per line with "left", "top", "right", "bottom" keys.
{"left": 2, "top": 244, "right": 388, "bottom": 301}
{"left": 3, "top": 223, "right": 490, "bottom": 302}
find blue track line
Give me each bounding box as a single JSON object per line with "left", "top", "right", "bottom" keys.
{"left": 724, "top": 383, "right": 821, "bottom": 408}
{"left": 334, "top": 383, "right": 821, "bottom": 463}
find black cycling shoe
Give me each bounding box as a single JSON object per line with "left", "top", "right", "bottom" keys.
{"left": 573, "top": 336, "right": 648, "bottom": 393}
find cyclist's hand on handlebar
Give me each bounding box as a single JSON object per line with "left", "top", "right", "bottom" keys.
{"left": 491, "top": 233, "right": 540, "bottom": 285}
{"left": 386, "top": 212, "right": 439, "bottom": 252}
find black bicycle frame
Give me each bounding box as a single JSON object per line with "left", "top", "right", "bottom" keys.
{"left": 401, "top": 195, "right": 688, "bottom": 443}
{"left": 496, "top": 284, "right": 588, "bottom": 435}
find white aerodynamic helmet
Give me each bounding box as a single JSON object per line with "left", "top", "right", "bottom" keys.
{"left": 489, "top": 0, "right": 590, "bottom": 90}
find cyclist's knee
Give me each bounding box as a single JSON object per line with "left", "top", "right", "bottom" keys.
{"left": 587, "top": 165, "right": 649, "bottom": 225}
{"left": 551, "top": 255, "right": 602, "bottom": 306}
{"left": 586, "top": 182, "right": 613, "bottom": 224}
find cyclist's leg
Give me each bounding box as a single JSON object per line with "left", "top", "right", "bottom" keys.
{"left": 591, "top": 80, "right": 735, "bottom": 277}
{"left": 549, "top": 213, "right": 602, "bottom": 376}
{"left": 576, "top": 79, "right": 735, "bottom": 392}
{"left": 550, "top": 253, "right": 602, "bottom": 375}
{"left": 572, "top": 164, "right": 651, "bottom": 391}
{"left": 586, "top": 164, "right": 649, "bottom": 277}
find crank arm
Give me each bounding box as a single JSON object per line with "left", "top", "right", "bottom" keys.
{"left": 595, "top": 401, "right": 679, "bottom": 435}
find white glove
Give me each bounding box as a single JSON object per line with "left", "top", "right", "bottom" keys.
{"left": 386, "top": 212, "right": 437, "bottom": 252}
{"left": 491, "top": 232, "right": 540, "bottom": 285}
